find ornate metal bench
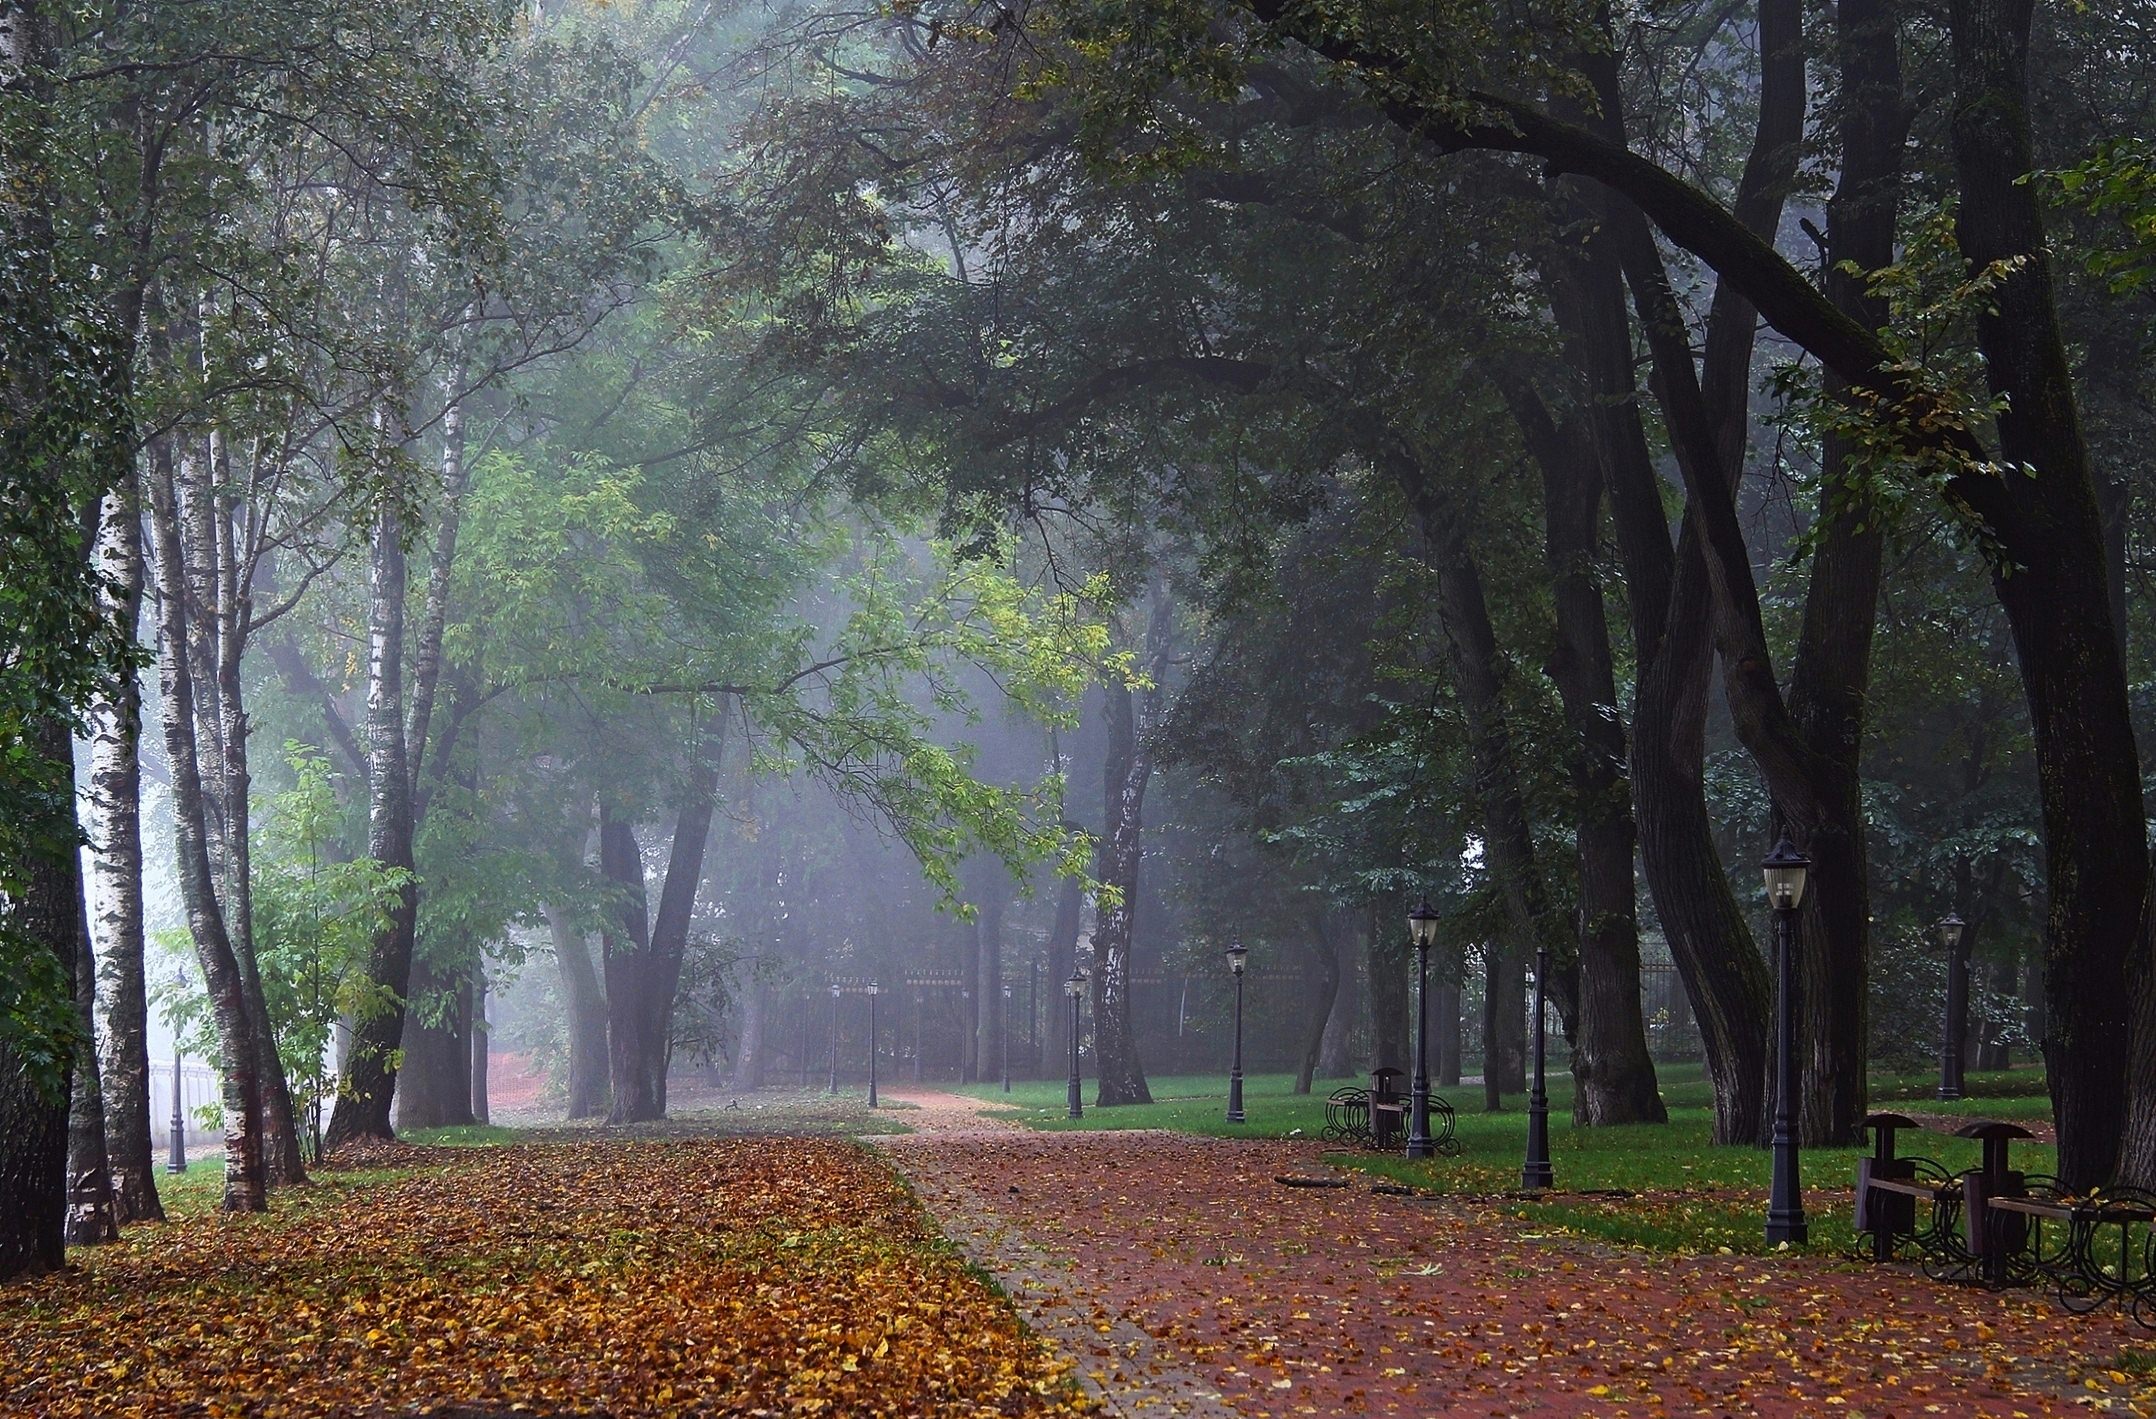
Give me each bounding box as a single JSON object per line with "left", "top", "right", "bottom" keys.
{"left": 1322, "top": 1081, "right": 1458, "bottom": 1155}
{"left": 1855, "top": 1111, "right": 2156, "bottom": 1329}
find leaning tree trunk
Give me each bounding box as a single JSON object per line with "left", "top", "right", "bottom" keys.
{"left": 147, "top": 452, "right": 266, "bottom": 1211}
{"left": 547, "top": 904, "right": 611, "bottom": 1120}
{"left": 1946, "top": 0, "right": 2150, "bottom": 1192}
{"left": 1499, "top": 379, "right": 1664, "bottom": 1125}
{"left": 1545, "top": 226, "right": 1771, "bottom": 1145}
{"left": 325, "top": 498, "right": 418, "bottom": 1153}
{"left": 88, "top": 474, "right": 161, "bottom": 1222}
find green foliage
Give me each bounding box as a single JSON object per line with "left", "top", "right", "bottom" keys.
{"left": 252, "top": 746, "right": 411, "bottom": 1132}
{"left": 2045, "top": 138, "right": 2156, "bottom": 295}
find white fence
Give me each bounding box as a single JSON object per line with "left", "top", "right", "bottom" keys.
{"left": 145, "top": 1061, "right": 222, "bottom": 1148}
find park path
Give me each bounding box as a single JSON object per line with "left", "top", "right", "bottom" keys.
{"left": 873, "top": 1088, "right": 2154, "bottom": 1418}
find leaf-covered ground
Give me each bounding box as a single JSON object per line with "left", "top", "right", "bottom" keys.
{"left": 1, "top": 1136, "right": 1084, "bottom": 1418}
{"left": 882, "top": 1091, "right": 2156, "bottom": 1418}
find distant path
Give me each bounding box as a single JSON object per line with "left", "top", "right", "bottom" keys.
{"left": 875, "top": 1089, "right": 2151, "bottom": 1417}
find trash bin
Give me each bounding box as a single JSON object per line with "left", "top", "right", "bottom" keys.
{"left": 1370, "top": 1067, "right": 1406, "bottom": 1149}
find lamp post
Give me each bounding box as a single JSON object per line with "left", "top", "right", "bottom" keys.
{"left": 1225, "top": 940, "right": 1249, "bottom": 1124}
{"left": 166, "top": 966, "right": 190, "bottom": 1174}
{"left": 1000, "top": 983, "right": 1013, "bottom": 1094}
{"left": 166, "top": 1039, "right": 188, "bottom": 1175}
{"left": 1522, "top": 945, "right": 1554, "bottom": 1190}
{"left": 828, "top": 982, "right": 841, "bottom": 1095}
{"left": 867, "top": 982, "right": 880, "bottom": 1109}
{"left": 1936, "top": 913, "right": 1968, "bottom": 1101}
{"left": 1406, "top": 899, "right": 1440, "bottom": 1160}
{"left": 1762, "top": 835, "right": 1811, "bottom": 1246}
{"left": 1065, "top": 968, "right": 1087, "bottom": 1119}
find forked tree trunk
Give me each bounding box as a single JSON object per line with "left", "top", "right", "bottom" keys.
{"left": 1294, "top": 910, "right": 1345, "bottom": 1094}
{"left": 89, "top": 475, "right": 162, "bottom": 1222}
{"left": 602, "top": 722, "right": 723, "bottom": 1124}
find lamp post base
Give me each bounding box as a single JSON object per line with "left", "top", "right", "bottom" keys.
{"left": 1226, "top": 1072, "right": 1245, "bottom": 1124}
{"left": 1766, "top": 1215, "right": 1810, "bottom": 1246}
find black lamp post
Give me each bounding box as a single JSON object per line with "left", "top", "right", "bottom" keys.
{"left": 1065, "top": 968, "right": 1087, "bottom": 1119}
{"left": 1936, "top": 913, "right": 1968, "bottom": 1101}
{"left": 1224, "top": 940, "right": 1249, "bottom": 1124}
{"left": 166, "top": 1040, "right": 188, "bottom": 1175}
{"left": 827, "top": 982, "right": 841, "bottom": 1095}
{"left": 866, "top": 982, "right": 880, "bottom": 1108}
{"left": 1001, "top": 982, "right": 1013, "bottom": 1093}
{"left": 1406, "top": 899, "right": 1440, "bottom": 1160}
{"left": 1763, "top": 835, "right": 1811, "bottom": 1246}
{"left": 1523, "top": 945, "right": 1554, "bottom": 1190}
{"left": 166, "top": 966, "right": 190, "bottom": 1174}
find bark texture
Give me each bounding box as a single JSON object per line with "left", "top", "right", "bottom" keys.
{"left": 88, "top": 476, "right": 161, "bottom": 1222}
{"left": 1090, "top": 581, "right": 1172, "bottom": 1108}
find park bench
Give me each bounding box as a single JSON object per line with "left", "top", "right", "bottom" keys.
{"left": 1855, "top": 1111, "right": 2156, "bottom": 1329}
{"left": 1322, "top": 1067, "right": 1458, "bottom": 1155}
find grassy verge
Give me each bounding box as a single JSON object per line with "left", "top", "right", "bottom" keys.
{"left": 960, "top": 1065, "right": 2055, "bottom": 1257}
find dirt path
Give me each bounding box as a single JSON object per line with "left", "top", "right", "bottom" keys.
{"left": 876, "top": 1090, "right": 2155, "bottom": 1418}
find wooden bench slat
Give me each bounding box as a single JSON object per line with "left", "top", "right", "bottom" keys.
{"left": 1989, "top": 1197, "right": 2073, "bottom": 1220}
{"left": 1867, "top": 1178, "right": 1946, "bottom": 1199}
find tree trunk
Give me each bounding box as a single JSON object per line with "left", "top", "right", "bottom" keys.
{"left": 1294, "top": 910, "right": 1344, "bottom": 1094}
{"left": 1482, "top": 943, "right": 1525, "bottom": 1108}
{"left": 1978, "top": 937, "right": 2017, "bottom": 1071}
{"left": 1, "top": 716, "right": 78, "bottom": 1278}
{"left": 1544, "top": 225, "right": 1771, "bottom": 1145}
{"left": 65, "top": 867, "right": 119, "bottom": 1247}
{"left": 603, "top": 723, "right": 723, "bottom": 1124}
{"left": 469, "top": 967, "right": 489, "bottom": 1124}
{"left": 1435, "top": 969, "right": 1462, "bottom": 1089}
{"left": 325, "top": 496, "right": 418, "bottom": 1153}
{"left": 146, "top": 450, "right": 266, "bottom": 1210}
{"left": 1042, "top": 871, "right": 1083, "bottom": 1074}
{"left": 970, "top": 861, "right": 1010, "bottom": 1089}
{"left": 88, "top": 474, "right": 161, "bottom": 1223}
{"left": 1317, "top": 921, "right": 1357, "bottom": 1080}
{"left": 731, "top": 976, "right": 767, "bottom": 1092}
{"left": 396, "top": 945, "right": 475, "bottom": 1131}
{"left": 1367, "top": 902, "right": 1408, "bottom": 1075}
{"left": 546, "top": 904, "right": 611, "bottom": 1119}
{"left": 1499, "top": 380, "right": 1664, "bottom": 1125}
{"left": 1947, "top": 0, "right": 2147, "bottom": 1191}
{"left": 1091, "top": 581, "right": 1172, "bottom": 1108}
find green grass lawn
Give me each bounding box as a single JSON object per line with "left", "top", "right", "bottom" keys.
{"left": 960, "top": 1064, "right": 2057, "bottom": 1257}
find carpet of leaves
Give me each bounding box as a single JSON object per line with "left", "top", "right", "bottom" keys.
{"left": 896, "top": 1129, "right": 2156, "bottom": 1418}
{"left": 0, "top": 1137, "right": 1085, "bottom": 1418}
